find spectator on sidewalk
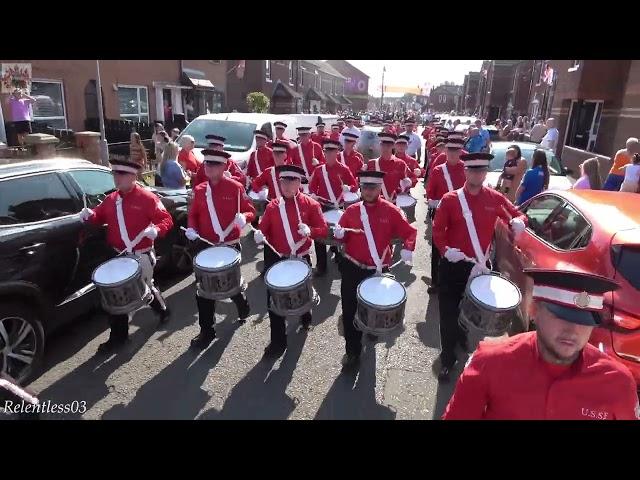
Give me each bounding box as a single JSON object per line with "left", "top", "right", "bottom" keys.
{"left": 501, "top": 119, "right": 513, "bottom": 139}
{"left": 529, "top": 117, "right": 547, "bottom": 143}
{"left": 7, "top": 89, "right": 37, "bottom": 147}
{"left": 603, "top": 137, "right": 639, "bottom": 191}
{"left": 152, "top": 122, "right": 166, "bottom": 165}
{"left": 619, "top": 153, "right": 640, "bottom": 193}
{"left": 170, "top": 128, "right": 180, "bottom": 141}
{"left": 516, "top": 149, "right": 549, "bottom": 205}
{"left": 464, "top": 127, "right": 485, "bottom": 153}
{"left": 160, "top": 141, "right": 187, "bottom": 188}
{"left": 539, "top": 118, "right": 559, "bottom": 151}
{"left": 178, "top": 134, "right": 200, "bottom": 176}
{"left": 129, "top": 132, "right": 148, "bottom": 169}
{"left": 474, "top": 119, "right": 491, "bottom": 152}
{"left": 573, "top": 157, "right": 602, "bottom": 190}
{"left": 496, "top": 144, "right": 527, "bottom": 203}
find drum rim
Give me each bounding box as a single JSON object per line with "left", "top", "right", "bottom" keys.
{"left": 466, "top": 272, "right": 522, "bottom": 312}
{"left": 194, "top": 246, "right": 241, "bottom": 271}
{"left": 356, "top": 275, "right": 407, "bottom": 310}
{"left": 264, "top": 258, "right": 312, "bottom": 290}
{"left": 92, "top": 256, "right": 141, "bottom": 286}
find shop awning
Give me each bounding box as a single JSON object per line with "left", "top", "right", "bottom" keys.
{"left": 324, "top": 94, "right": 340, "bottom": 105}
{"left": 182, "top": 72, "right": 216, "bottom": 89}
{"left": 338, "top": 95, "right": 353, "bottom": 105}
{"left": 272, "top": 81, "right": 302, "bottom": 99}
{"left": 306, "top": 87, "right": 328, "bottom": 102}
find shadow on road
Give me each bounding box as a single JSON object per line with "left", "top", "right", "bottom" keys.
{"left": 314, "top": 344, "right": 396, "bottom": 420}
{"left": 416, "top": 294, "right": 440, "bottom": 350}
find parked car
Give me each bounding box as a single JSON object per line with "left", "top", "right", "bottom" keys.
{"left": 494, "top": 190, "right": 640, "bottom": 385}
{"left": 486, "top": 141, "right": 574, "bottom": 191}
{"left": 0, "top": 158, "right": 189, "bottom": 384}
{"left": 356, "top": 125, "right": 382, "bottom": 160}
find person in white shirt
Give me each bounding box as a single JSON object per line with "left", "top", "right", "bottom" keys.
{"left": 539, "top": 118, "right": 559, "bottom": 151}
{"left": 529, "top": 117, "right": 548, "bottom": 143}
{"left": 401, "top": 119, "right": 423, "bottom": 162}
{"left": 620, "top": 153, "right": 640, "bottom": 193}
{"left": 339, "top": 116, "right": 361, "bottom": 147}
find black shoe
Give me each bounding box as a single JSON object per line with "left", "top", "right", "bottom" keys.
{"left": 190, "top": 329, "right": 216, "bottom": 350}
{"left": 263, "top": 342, "right": 287, "bottom": 358}
{"left": 341, "top": 353, "right": 360, "bottom": 369}
{"left": 313, "top": 268, "right": 327, "bottom": 278}
{"left": 237, "top": 300, "right": 251, "bottom": 322}
{"left": 427, "top": 285, "right": 439, "bottom": 294}
{"left": 366, "top": 333, "right": 378, "bottom": 342}
{"left": 300, "top": 318, "right": 312, "bottom": 331}
{"left": 97, "top": 336, "right": 127, "bottom": 354}
{"left": 437, "top": 365, "right": 452, "bottom": 383}
{"left": 158, "top": 307, "right": 171, "bottom": 323}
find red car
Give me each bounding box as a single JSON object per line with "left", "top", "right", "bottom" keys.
{"left": 494, "top": 190, "right": 640, "bottom": 385}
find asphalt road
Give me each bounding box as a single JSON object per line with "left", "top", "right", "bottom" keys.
{"left": 28, "top": 138, "right": 470, "bottom": 420}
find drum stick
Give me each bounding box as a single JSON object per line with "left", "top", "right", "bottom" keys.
{"left": 331, "top": 225, "right": 363, "bottom": 234}
{"left": 247, "top": 225, "right": 282, "bottom": 258}
{"left": 180, "top": 226, "right": 216, "bottom": 247}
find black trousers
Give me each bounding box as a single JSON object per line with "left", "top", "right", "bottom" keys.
{"left": 264, "top": 245, "right": 312, "bottom": 347}
{"left": 315, "top": 203, "right": 339, "bottom": 271}
{"left": 193, "top": 242, "right": 248, "bottom": 331}
{"left": 431, "top": 241, "right": 441, "bottom": 287}
{"left": 437, "top": 258, "right": 473, "bottom": 367}
{"left": 339, "top": 258, "right": 389, "bottom": 356}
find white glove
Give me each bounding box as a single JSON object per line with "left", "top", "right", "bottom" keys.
{"left": 223, "top": 170, "right": 232, "bottom": 178}
{"left": 257, "top": 189, "right": 268, "bottom": 201}
{"left": 342, "top": 184, "right": 351, "bottom": 193}
{"left": 400, "top": 177, "right": 412, "bottom": 189}
{"left": 79, "top": 207, "right": 94, "bottom": 222}
{"left": 309, "top": 193, "right": 319, "bottom": 200}
{"left": 311, "top": 158, "right": 319, "bottom": 166}
{"left": 254, "top": 229, "right": 265, "bottom": 244}
{"left": 185, "top": 227, "right": 199, "bottom": 241}
{"left": 427, "top": 199, "right": 440, "bottom": 208}
{"left": 444, "top": 247, "right": 466, "bottom": 263}
{"left": 143, "top": 225, "right": 158, "bottom": 240}
{"left": 298, "top": 223, "right": 311, "bottom": 236}
{"left": 510, "top": 217, "right": 526, "bottom": 237}
{"left": 333, "top": 225, "right": 345, "bottom": 239}
{"left": 470, "top": 262, "right": 491, "bottom": 279}
{"left": 400, "top": 249, "right": 413, "bottom": 265}
{"left": 414, "top": 168, "right": 422, "bottom": 177}
{"left": 234, "top": 213, "right": 247, "bottom": 228}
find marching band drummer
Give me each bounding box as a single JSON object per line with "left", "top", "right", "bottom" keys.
{"left": 425, "top": 137, "right": 466, "bottom": 295}
{"left": 250, "top": 140, "right": 290, "bottom": 201}
{"left": 365, "top": 132, "right": 413, "bottom": 203}
{"left": 432, "top": 152, "right": 527, "bottom": 382}
{"left": 253, "top": 165, "right": 328, "bottom": 358}
{"left": 80, "top": 158, "right": 173, "bottom": 354}
{"left": 246, "top": 130, "right": 276, "bottom": 185}
{"left": 308, "top": 138, "right": 358, "bottom": 277}
{"left": 333, "top": 170, "right": 417, "bottom": 370}
{"left": 329, "top": 124, "right": 341, "bottom": 142}
{"left": 184, "top": 149, "right": 256, "bottom": 350}
{"left": 289, "top": 126, "right": 325, "bottom": 181}
{"left": 193, "top": 134, "right": 246, "bottom": 187}
{"left": 394, "top": 134, "right": 423, "bottom": 187}
{"left": 311, "top": 121, "right": 329, "bottom": 145}
{"left": 444, "top": 269, "right": 639, "bottom": 420}
{"left": 267, "top": 121, "right": 295, "bottom": 152}
{"left": 339, "top": 132, "right": 365, "bottom": 177}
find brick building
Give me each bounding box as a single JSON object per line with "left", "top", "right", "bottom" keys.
{"left": 326, "top": 60, "right": 369, "bottom": 112}
{"left": 462, "top": 72, "right": 480, "bottom": 115}
{"left": 430, "top": 83, "right": 463, "bottom": 113}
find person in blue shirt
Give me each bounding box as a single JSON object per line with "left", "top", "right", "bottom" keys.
{"left": 160, "top": 141, "right": 187, "bottom": 188}
{"left": 474, "top": 119, "right": 491, "bottom": 152}
{"left": 515, "top": 149, "right": 549, "bottom": 205}
{"left": 464, "top": 127, "right": 485, "bottom": 153}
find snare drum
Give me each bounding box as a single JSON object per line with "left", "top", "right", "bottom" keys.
{"left": 458, "top": 273, "right": 522, "bottom": 350}
{"left": 342, "top": 190, "right": 360, "bottom": 208}
{"left": 92, "top": 257, "right": 150, "bottom": 315}
{"left": 248, "top": 189, "right": 268, "bottom": 217}
{"left": 265, "top": 258, "right": 318, "bottom": 317}
{"left": 193, "top": 246, "right": 244, "bottom": 300}
{"left": 355, "top": 274, "right": 407, "bottom": 335}
{"left": 320, "top": 208, "right": 344, "bottom": 246}
{"left": 395, "top": 194, "right": 417, "bottom": 223}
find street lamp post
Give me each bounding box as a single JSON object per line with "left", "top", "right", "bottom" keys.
{"left": 380, "top": 65, "right": 385, "bottom": 111}
{"left": 95, "top": 60, "right": 109, "bottom": 166}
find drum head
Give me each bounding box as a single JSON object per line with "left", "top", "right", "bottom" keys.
{"left": 358, "top": 276, "right": 406, "bottom": 307}
{"left": 395, "top": 194, "right": 417, "bottom": 208}
{"left": 323, "top": 209, "right": 344, "bottom": 226}
{"left": 469, "top": 274, "right": 521, "bottom": 310}
{"left": 343, "top": 191, "right": 359, "bottom": 202}
{"left": 249, "top": 189, "right": 267, "bottom": 200}
{"left": 265, "top": 259, "right": 310, "bottom": 288}
{"left": 93, "top": 257, "right": 139, "bottom": 284}
{"left": 195, "top": 246, "right": 240, "bottom": 269}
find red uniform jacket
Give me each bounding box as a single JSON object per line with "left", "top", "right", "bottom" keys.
{"left": 178, "top": 149, "right": 201, "bottom": 174}
{"left": 366, "top": 155, "right": 411, "bottom": 200}
{"left": 86, "top": 184, "right": 173, "bottom": 252}
{"left": 443, "top": 332, "right": 639, "bottom": 420}
{"left": 339, "top": 149, "right": 365, "bottom": 177}
{"left": 188, "top": 177, "right": 256, "bottom": 244}
{"left": 329, "top": 131, "right": 340, "bottom": 142}
{"left": 428, "top": 150, "right": 469, "bottom": 177}
{"left": 309, "top": 160, "right": 358, "bottom": 205}
{"left": 289, "top": 140, "right": 325, "bottom": 179}
{"left": 259, "top": 193, "right": 328, "bottom": 256}
{"left": 433, "top": 185, "right": 525, "bottom": 260}
{"left": 422, "top": 127, "right": 434, "bottom": 140}
{"left": 246, "top": 146, "right": 276, "bottom": 179}
{"left": 193, "top": 159, "right": 246, "bottom": 188}
{"left": 251, "top": 166, "right": 282, "bottom": 200}
{"left": 311, "top": 132, "right": 329, "bottom": 145}
{"left": 395, "top": 152, "right": 424, "bottom": 185}
{"left": 427, "top": 161, "right": 466, "bottom": 201}
{"left": 338, "top": 198, "right": 417, "bottom": 268}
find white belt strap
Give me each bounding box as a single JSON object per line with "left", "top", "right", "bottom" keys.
{"left": 254, "top": 150, "right": 262, "bottom": 176}
{"left": 206, "top": 182, "right": 235, "bottom": 243}
{"left": 339, "top": 152, "right": 345, "bottom": 165}
{"left": 375, "top": 158, "right": 392, "bottom": 201}
{"left": 116, "top": 194, "right": 150, "bottom": 253}
{"left": 278, "top": 196, "right": 307, "bottom": 256}
{"left": 456, "top": 188, "right": 486, "bottom": 265}
{"left": 359, "top": 202, "right": 383, "bottom": 273}
{"left": 321, "top": 164, "right": 340, "bottom": 209}
{"left": 270, "top": 167, "right": 281, "bottom": 199}
{"left": 442, "top": 163, "right": 454, "bottom": 192}
{"left": 298, "top": 143, "right": 311, "bottom": 179}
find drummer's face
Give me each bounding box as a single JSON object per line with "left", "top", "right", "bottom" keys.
{"left": 380, "top": 142, "right": 394, "bottom": 156}
{"left": 113, "top": 171, "right": 136, "bottom": 191}
{"left": 275, "top": 127, "right": 285, "bottom": 138}
{"left": 205, "top": 161, "right": 226, "bottom": 181}
{"left": 395, "top": 142, "right": 407, "bottom": 154}
{"left": 534, "top": 302, "right": 593, "bottom": 365}
{"left": 465, "top": 168, "right": 487, "bottom": 187}
{"left": 324, "top": 148, "right": 338, "bottom": 163}
{"left": 361, "top": 184, "right": 382, "bottom": 203}
{"left": 446, "top": 147, "right": 461, "bottom": 163}
{"left": 274, "top": 151, "right": 287, "bottom": 165}
{"left": 279, "top": 177, "right": 301, "bottom": 197}
{"left": 344, "top": 139, "right": 355, "bottom": 151}
{"left": 256, "top": 137, "right": 267, "bottom": 148}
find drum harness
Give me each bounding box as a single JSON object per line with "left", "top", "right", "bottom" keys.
{"left": 456, "top": 188, "right": 493, "bottom": 280}
{"left": 277, "top": 194, "right": 310, "bottom": 258}
{"left": 373, "top": 158, "right": 393, "bottom": 202}
{"left": 320, "top": 163, "right": 344, "bottom": 210}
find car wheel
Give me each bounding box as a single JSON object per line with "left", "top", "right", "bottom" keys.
{"left": 0, "top": 303, "right": 45, "bottom": 385}
{"left": 171, "top": 240, "right": 194, "bottom": 274}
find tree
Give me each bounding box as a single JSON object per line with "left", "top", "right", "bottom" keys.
{"left": 246, "top": 92, "right": 270, "bottom": 113}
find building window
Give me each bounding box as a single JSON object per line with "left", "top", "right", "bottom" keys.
{"left": 439, "top": 94, "right": 446, "bottom": 103}
{"left": 265, "top": 60, "right": 271, "bottom": 81}
{"left": 30, "top": 80, "right": 67, "bottom": 130}
{"left": 210, "top": 60, "right": 221, "bottom": 64}
{"left": 568, "top": 60, "right": 581, "bottom": 72}
{"left": 315, "top": 72, "right": 319, "bottom": 90}
{"left": 565, "top": 100, "right": 603, "bottom": 152}
{"left": 300, "top": 69, "right": 304, "bottom": 87}
{"left": 118, "top": 85, "right": 149, "bottom": 123}
{"left": 289, "top": 61, "right": 294, "bottom": 85}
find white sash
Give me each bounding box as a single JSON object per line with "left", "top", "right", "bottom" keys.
{"left": 116, "top": 194, "right": 149, "bottom": 253}
{"left": 297, "top": 143, "right": 311, "bottom": 179}
{"left": 442, "top": 163, "right": 454, "bottom": 192}
{"left": 339, "top": 152, "right": 345, "bottom": 165}
{"left": 374, "top": 158, "right": 392, "bottom": 201}
{"left": 456, "top": 188, "right": 486, "bottom": 265}
{"left": 253, "top": 150, "right": 262, "bottom": 176}
{"left": 270, "top": 167, "right": 281, "bottom": 199}
{"left": 321, "top": 164, "right": 340, "bottom": 208}
{"left": 278, "top": 195, "right": 307, "bottom": 256}
{"left": 206, "top": 182, "right": 235, "bottom": 243}
{"left": 359, "top": 202, "right": 383, "bottom": 273}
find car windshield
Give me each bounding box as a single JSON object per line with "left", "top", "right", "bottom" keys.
{"left": 490, "top": 145, "right": 563, "bottom": 175}
{"left": 179, "top": 119, "right": 256, "bottom": 152}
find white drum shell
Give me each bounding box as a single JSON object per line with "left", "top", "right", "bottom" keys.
{"left": 194, "top": 246, "right": 244, "bottom": 300}
{"left": 355, "top": 275, "right": 407, "bottom": 335}
{"left": 265, "top": 259, "right": 317, "bottom": 317}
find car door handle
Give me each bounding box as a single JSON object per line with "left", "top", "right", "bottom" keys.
{"left": 19, "top": 243, "right": 45, "bottom": 255}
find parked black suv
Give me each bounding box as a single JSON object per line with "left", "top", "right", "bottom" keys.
{"left": 0, "top": 158, "right": 190, "bottom": 384}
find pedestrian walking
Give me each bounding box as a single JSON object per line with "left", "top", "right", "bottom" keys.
{"left": 539, "top": 118, "right": 559, "bottom": 151}
{"left": 515, "top": 149, "right": 549, "bottom": 205}
{"left": 129, "top": 132, "right": 148, "bottom": 170}
{"left": 160, "top": 141, "right": 187, "bottom": 188}
{"left": 7, "top": 89, "right": 37, "bottom": 147}
{"left": 572, "top": 157, "right": 602, "bottom": 190}
{"left": 619, "top": 153, "right": 640, "bottom": 193}
{"left": 603, "top": 137, "right": 639, "bottom": 191}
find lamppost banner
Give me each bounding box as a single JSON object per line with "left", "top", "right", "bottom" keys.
{"left": 1, "top": 63, "right": 32, "bottom": 94}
